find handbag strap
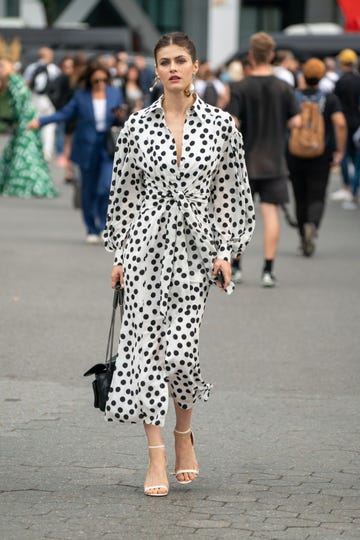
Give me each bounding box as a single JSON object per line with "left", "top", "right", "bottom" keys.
{"left": 105, "top": 283, "right": 124, "bottom": 366}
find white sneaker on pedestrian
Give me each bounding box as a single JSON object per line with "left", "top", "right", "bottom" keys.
{"left": 261, "top": 272, "right": 276, "bottom": 288}
{"left": 342, "top": 200, "right": 358, "bottom": 210}
{"left": 86, "top": 234, "right": 100, "bottom": 244}
{"left": 231, "top": 269, "right": 243, "bottom": 283}
{"left": 330, "top": 188, "right": 352, "bottom": 201}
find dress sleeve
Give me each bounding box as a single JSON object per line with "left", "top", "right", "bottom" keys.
{"left": 210, "top": 118, "right": 255, "bottom": 261}
{"left": 7, "top": 74, "right": 36, "bottom": 128}
{"left": 103, "top": 121, "right": 144, "bottom": 265}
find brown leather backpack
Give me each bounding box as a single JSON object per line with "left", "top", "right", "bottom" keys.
{"left": 288, "top": 92, "right": 326, "bottom": 158}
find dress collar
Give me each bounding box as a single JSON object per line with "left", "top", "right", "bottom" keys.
{"left": 144, "top": 94, "right": 208, "bottom": 123}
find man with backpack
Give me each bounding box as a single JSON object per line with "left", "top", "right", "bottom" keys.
{"left": 287, "top": 58, "right": 347, "bottom": 256}
{"left": 23, "top": 47, "right": 60, "bottom": 161}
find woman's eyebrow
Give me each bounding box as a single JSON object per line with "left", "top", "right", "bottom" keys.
{"left": 159, "top": 55, "right": 188, "bottom": 61}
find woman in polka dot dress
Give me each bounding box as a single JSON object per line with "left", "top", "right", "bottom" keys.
{"left": 103, "top": 32, "right": 255, "bottom": 496}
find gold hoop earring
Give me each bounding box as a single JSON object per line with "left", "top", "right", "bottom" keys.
{"left": 184, "top": 74, "right": 196, "bottom": 97}
{"left": 149, "top": 75, "right": 160, "bottom": 92}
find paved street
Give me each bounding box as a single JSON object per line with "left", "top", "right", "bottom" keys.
{"left": 1, "top": 149, "right": 360, "bottom": 540}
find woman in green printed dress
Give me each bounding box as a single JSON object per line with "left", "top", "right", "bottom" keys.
{"left": 0, "top": 58, "right": 57, "bottom": 198}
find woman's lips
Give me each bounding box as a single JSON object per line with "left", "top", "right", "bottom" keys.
{"left": 169, "top": 76, "right": 180, "bottom": 81}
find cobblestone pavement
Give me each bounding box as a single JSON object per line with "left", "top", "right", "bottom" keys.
{"left": 1, "top": 150, "right": 359, "bottom": 539}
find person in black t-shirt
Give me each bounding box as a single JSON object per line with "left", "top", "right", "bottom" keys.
{"left": 287, "top": 58, "right": 347, "bottom": 257}
{"left": 333, "top": 49, "right": 360, "bottom": 209}
{"left": 227, "top": 32, "right": 301, "bottom": 287}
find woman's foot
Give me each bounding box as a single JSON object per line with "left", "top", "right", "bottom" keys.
{"left": 144, "top": 445, "right": 169, "bottom": 497}
{"left": 174, "top": 428, "right": 199, "bottom": 484}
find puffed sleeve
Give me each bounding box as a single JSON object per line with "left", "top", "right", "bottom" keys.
{"left": 103, "top": 120, "right": 144, "bottom": 265}
{"left": 210, "top": 117, "right": 255, "bottom": 261}
{"left": 7, "top": 74, "right": 36, "bottom": 127}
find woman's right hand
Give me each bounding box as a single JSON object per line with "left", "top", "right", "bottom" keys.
{"left": 111, "top": 265, "right": 124, "bottom": 289}
{"left": 27, "top": 118, "right": 40, "bottom": 130}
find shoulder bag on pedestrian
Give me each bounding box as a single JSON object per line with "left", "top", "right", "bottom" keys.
{"left": 83, "top": 283, "right": 123, "bottom": 412}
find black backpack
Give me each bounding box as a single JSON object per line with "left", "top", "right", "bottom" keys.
{"left": 30, "top": 64, "right": 51, "bottom": 95}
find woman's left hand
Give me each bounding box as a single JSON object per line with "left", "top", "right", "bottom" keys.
{"left": 212, "top": 258, "right": 232, "bottom": 291}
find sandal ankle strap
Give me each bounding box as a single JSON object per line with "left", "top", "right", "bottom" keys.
{"left": 148, "top": 444, "right": 165, "bottom": 449}
{"left": 174, "top": 427, "right": 192, "bottom": 435}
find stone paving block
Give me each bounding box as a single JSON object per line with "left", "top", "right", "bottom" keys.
{"left": 244, "top": 509, "right": 300, "bottom": 519}
{"left": 193, "top": 529, "right": 253, "bottom": 539}
{"left": 279, "top": 487, "right": 324, "bottom": 496}
{"left": 300, "top": 510, "right": 353, "bottom": 523}
{"left": 253, "top": 529, "right": 340, "bottom": 540}
{"left": 254, "top": 492, "right": 292, "bottom": 505}
{"left": 252, "top": 533, "right": 308, "bottom": 540}
{"left": 190, "top": 505, "right": 240, "bottom": 515}
{"left": 231, "top": 520, "right": 286, "bottom": 532}
{"left": 264, "top": 516, "right": 321, "bottom": 528}
{"left": 301, "top": 532, "right": 359, "bottom": 540}
{"left": 320, "top": 488, "right": 360, "bottom": 497}
{"left": 318, "top": 521, "right": 357, "bottom": 532}
{"left": 206, "top": 493, "right": 256, "bottom": 503}
{"left": 332, "top": 497, "right": 360, "bottom": 510}
{"left": 178, "top": 519, "right": 230, "bottom": 529}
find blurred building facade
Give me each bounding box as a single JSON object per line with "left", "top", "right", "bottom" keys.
{"left": 0, "top": 0, "right": 354, "bottom": 66}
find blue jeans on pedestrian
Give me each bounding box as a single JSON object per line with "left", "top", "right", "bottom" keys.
{"left": 341, "top": 134, "right": 360, "bottom": 197}
{"left": 56, "top": 122, "right": 65, "bottom": 156}
{"left": 79, "top": 132, "right": 113, "bottom": 235}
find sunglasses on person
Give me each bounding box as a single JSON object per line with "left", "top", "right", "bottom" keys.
{"left": 92, "top": 78, "right": 107, "bottom": 84}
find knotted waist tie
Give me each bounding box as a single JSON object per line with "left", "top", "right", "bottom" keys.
{"left": 141, "top": 187, "right": 216, "bottom": 320}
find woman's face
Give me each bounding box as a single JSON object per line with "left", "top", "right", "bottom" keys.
{"left": 62, "top": 59, "right": 74, "bottom": 76}
{"left": 90, "top": 69, "right": 108, "bottom": 89}
{"left": 156, "top": 44, "right": 198, "bottom": 94}
{"left": 127, "top": 66, "right": 139, "bottom": 81}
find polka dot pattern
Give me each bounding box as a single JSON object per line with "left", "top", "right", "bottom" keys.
{"left": 103, "top": 96, "right": 255, "bottom": 426}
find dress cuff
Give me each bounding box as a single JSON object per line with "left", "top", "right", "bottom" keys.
{"left": 113, "top": 249, "right": 123, "bottom": 266}
{"left": 216, "top": 245, "right": 231, "bottom": 262}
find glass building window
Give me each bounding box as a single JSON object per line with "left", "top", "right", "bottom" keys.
{"left": 240, "top": 5, "right": 282, "bottom": 42}
{"left": 6, "top": 0, "right": 19, "bottom": 17}
{"left": 136, "top": 0, "right": 182, "bottom": 33}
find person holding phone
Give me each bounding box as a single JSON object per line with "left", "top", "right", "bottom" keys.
{"left": 103, "top": 32, "right": 255, "bottom": 497}
{"left": 28, "top": 62, "right": 124, "bottom": 243}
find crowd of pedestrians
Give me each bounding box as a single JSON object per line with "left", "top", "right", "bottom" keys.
{"left": 0, "top": 37, "right": 359, "bottom": 282}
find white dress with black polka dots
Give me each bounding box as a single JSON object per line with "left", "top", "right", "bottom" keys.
{"left": 103, "top": 96, "right": 255, "bottom": 426}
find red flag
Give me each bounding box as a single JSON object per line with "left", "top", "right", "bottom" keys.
{"left": 338, "top": 0, "right": 360, "bottom": 31}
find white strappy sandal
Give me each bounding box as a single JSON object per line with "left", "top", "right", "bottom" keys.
{"left": 173, "top": 427, "right": 199, "bottom": 485}
{"left": 144, "top": 444, "right": 169, "bottom": 497}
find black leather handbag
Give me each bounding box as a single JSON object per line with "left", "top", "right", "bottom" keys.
{"left": 83, "top": 283, "right": 123, "bottom": 412}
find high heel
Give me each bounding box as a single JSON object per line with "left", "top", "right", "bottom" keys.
{"left": 173, "top": 427, "right": 199, "bottom": 484}
{"left": 144, "top": 444, "right": 169, "bottom": 497}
